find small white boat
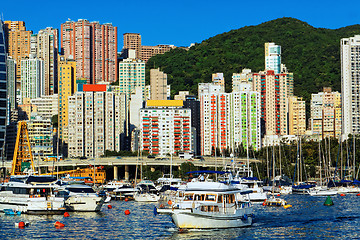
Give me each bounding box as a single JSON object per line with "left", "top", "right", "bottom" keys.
{"left": 134, "top": 180, "right": 160, "bottom": 202}
{"left": 264, "top": 196, "right": 290, "bottom": 207}
{"left": 156, "top": 181, "right": 253, "bottom": 229}
{"left": 307, "top": 186, "right": 337, "bottom": 196}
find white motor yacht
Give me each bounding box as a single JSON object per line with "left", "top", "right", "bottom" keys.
{"left": 58, "top": 182, "right": 104, "bottom": 212}
{"left": 156, "top": 180, "right": 253, "bottom": 229}
{"left": 134, "top": 180, "right": 160, "bottom": 202}
{"left": 231, "top": 177, "right": 267, "bottom": 202}
{"left": 102, "top": 181, "right": 138, "bottom": 200}
{"left": 0, "top": 175, "right": 66, "bottom": 214}
{"left": 156, "top": 174, "right": 183, "bottom": 191}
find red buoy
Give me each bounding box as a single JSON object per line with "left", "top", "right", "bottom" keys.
{"left": 18, "top": 221, "right": 25, "bottom": 228}
{"left": 108, "top": 205, "right": 112, "bottom": 209}
{"left": 277, "top": 194, "right": 280, "bottom": 197}
{"left": 262, "top": 200, "right": 267, "bottom": 206}
{"left": 340, "top": 193, "right": 346, "bottom": 196}
{"left": 54, "top": 221, "right": 65, "bottom": 228}
{"left": 124, "top": 198, "right": 129, "bottom": 202}
{"left": 124, "top": 209, "right": 130, "bottom": 215}
{"left": 357, "top": 193, "right": 360, "bottom": 196}
{"left": 64, "top": 212, "right": 70, "bottom": 217}
{"left": 168, "top": 200, "right": 172, "bottom": 205}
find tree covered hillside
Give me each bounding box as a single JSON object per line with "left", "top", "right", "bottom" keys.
{"left": 146, "top": 17, "right": 360, "bottom": 102}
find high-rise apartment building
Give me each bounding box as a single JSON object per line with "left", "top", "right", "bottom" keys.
{"left": 341, "top": 35, "right": 360, "bottom": 138}
{"left": 123, "top": 33, "right": 141, "bottom": 59}
{"left": 4, "top": 21, "right": 32, "bottom": 87}
{"left": 123, "top": 33, "right": 176, "bottom": 62}
{"left": 140, "top": 45, "right": 176, "bottom": 62}
{"left": 0, "top": 21, "right": 7, "bottom": 150}
{"left": 198, "top": 83, "right": 261, "bottom": 155}
{"left": 32, "top": 27, "right": 58, "bottom": 95}
{"left": 212, "top": 73, "right": 225, "bottom": 92}
{"left": 20, "top": 55, "right": 45, "bottom": 103}
{"left": 68, "top": 86, "right": 123, "bottom": 158}
{"left": 118, "top": 58, "right": 145, "bottom": 99}
{"left": 58, "top": 56, "right": 77, "bottom": 143}
{"left": 150, "top": 68, "right": 167, "bottom": 100}
{"left": 229, "top": 91, "right": 261, "bottom": 151}
{"left": 139, "top": 100, "right": 191, "bottom": 156}
{"left": 183, "top": 96, "right": 201, "bottom": 155}
{"left": 6, "top": 56, "right": 16, "bottom": 115}
{"left": 310, "top": 87, "right": 341, "bottom": 139}
{"left": 232, "top": 69, "right": 253, "bottom": 92}
{"left": 265, "top": 42, "right": 281, "bottom": 74}
{"left": 288, "top": 96, "right": 306, "bottom": 136}
{"left": 27, "top": 114, "right": 53, "bottom": 157}
{"left": 252, "top": 70, "right": 293, "bottom": 136}
{"left": 31, "top": 94, "right": 58, "bottom": 120}
{"left": 61, "top": 19, "right": 117, "bottom": 83}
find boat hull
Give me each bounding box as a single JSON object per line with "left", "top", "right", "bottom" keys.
{"left": 65, "top": 196, "right": 104, "bottom": 212}
{"left": 171, "top": 209, "right": 252, "bottom": 229}
{"left": 0, "top": 195, "right": 66, "bottom": 214}
{"left": 134, "top": 193, "right": 160, "bottom": 202}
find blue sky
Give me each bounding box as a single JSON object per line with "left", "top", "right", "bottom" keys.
{"left": 2, "top": 0, "right": 360, "bottom": 50}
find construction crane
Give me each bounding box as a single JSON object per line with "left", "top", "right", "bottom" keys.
{"left": 11, "top": 121, "right": 35, "bottom": 175}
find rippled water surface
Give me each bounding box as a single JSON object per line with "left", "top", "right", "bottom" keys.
{"left": 0, "top": 194, "right": 359, "bottom": 239}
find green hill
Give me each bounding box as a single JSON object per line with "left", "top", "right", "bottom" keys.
{"left": 146, "top": 17, "right": 360, "bottom": 101}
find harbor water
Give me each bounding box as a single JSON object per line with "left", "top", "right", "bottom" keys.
{"left": 0, "top": 194, "right": 359, "bottom": 239}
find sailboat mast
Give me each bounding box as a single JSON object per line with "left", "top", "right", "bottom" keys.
{"left": 279, "top": 142, "right": 282, "bottom": 177}
{"left": 300, "top": 137, "right": 302, "bottom": 182}
{"left": 272, "top": 143, "right": 275, "bottom": 196}
{"left": 266, "top": 142, "right": 269, "bottom": 180}
{"left": 319, "top": 140, "right": 322, "bottom": 186}
{"left": 353, "top": 135, "right": 356, "bottom": 180}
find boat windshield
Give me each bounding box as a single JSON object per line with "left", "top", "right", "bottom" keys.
{"left": 67, "top": 187, "right": 95, "bottom": 193}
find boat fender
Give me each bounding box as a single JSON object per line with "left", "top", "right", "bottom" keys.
{"left": 242, "top": 214, "right": 248, "bottom": 221}
{"left": 54, "top": 221, "right": 65, "bottom": 228}
{"left": 153, "top": 206, "right": 158, "bottom": 216}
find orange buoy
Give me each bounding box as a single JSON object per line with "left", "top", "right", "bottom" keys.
{"left": 64, "top": 212, "right": 70, "bottom": 217}
{"left": 159, "top": 204, "right": 165, "bottom": 209}
{"left": 277, "top": 194, "right": 280, "bottom": 197}
{"left": 18, "top": 221, "right": 25, "bottom": 228}
{"left": 124, "top": 198, "right": 129, "bottom": 202}
{"left": 340, "top": 193, "right": 346, "bottom": 196}
{"left": 357, "top": 193, "right": 360, "bottom": 196}
{"left": 262, "top": 200, "right": 267, "bottom": 206}
{"left": 108, "top": 205, "right": 112, "bottom": 209}
{"left": 54, "top": 221, "right": 65, "bottom": 228}
{"left": 124, "top": 209, "right": 130, "bottom": 215}
{"left": 168, "top": 200, "right": 172, "bottom": 205}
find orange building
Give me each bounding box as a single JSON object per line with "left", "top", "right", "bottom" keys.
{"left": 4, "top": 21, "right": 32, "bottom": 87}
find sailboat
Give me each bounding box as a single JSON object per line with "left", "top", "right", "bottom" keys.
{"left": 307, "top": 140, "right": 337, "bottom": 196}
{"left": 264, "top": 142, "right": 290, "bottom": 208}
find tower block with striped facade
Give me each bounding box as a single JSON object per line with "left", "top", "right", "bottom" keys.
{"left": 11, "top": 121, "right": 35, "bottom": 175}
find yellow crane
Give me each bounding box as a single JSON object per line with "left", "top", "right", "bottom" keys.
{"left": 11, "top": 121, "right": 35, "bottom": 175}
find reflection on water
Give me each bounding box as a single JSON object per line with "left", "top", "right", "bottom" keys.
{"left": 0, "top": 194, "right": 359, "bottom": 239}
